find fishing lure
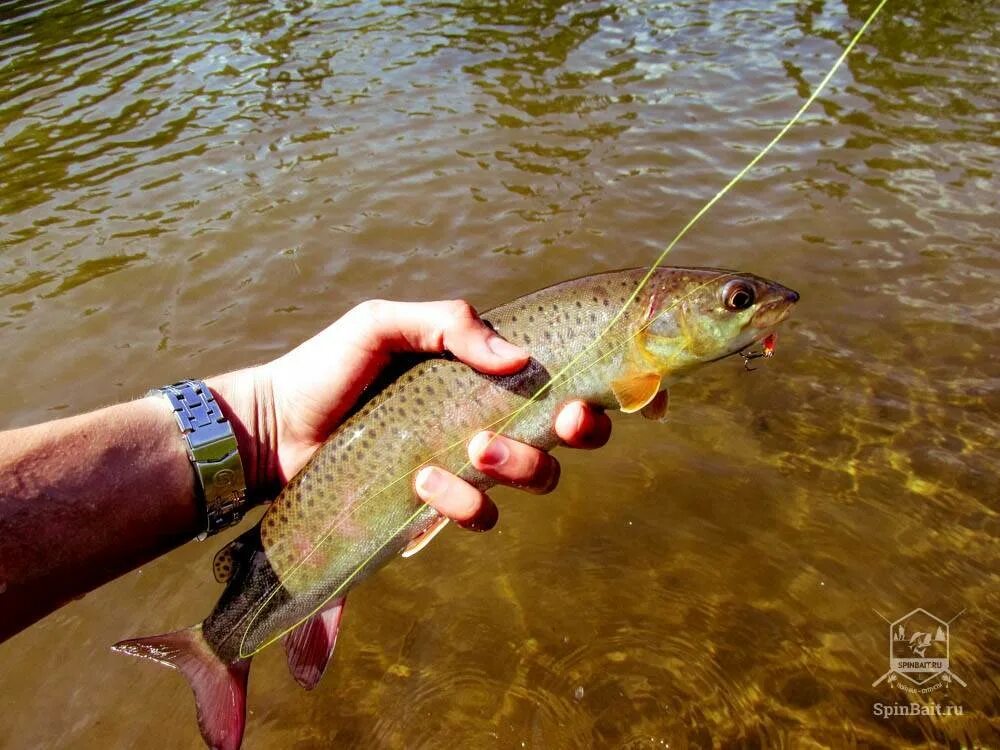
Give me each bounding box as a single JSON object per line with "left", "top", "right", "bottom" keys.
{"left": 741, "top": 333, "right": 778, "bottom": 371}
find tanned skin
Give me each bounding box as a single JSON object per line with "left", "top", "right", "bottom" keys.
{"left": 0, "top": 300, "right": 612, "bottom": 642}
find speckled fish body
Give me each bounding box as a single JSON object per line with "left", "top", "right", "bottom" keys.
{"left": 114, "top": 267, "right": 798, "bottom": 750}
{"left": 208, "top": 266, "right": 798, "bottom": 656}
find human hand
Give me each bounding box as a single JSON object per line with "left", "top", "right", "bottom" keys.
{"left": 207, "top": 299, "right": 611, "bottom": 527}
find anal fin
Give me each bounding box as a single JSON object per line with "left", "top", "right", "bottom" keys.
{"left": 283, "top": 597, "right": 346, "bottom": 691}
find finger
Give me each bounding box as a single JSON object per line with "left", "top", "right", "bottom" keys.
{"left": 468, "top": 432, "right": 560, "bottom": 494}
{"left": 555, "top": 400, "right": 613, "bottom": 449}
{"left": 358, "top": 299, "right": 528, "bottom": 376}
{"left": 414, "top": 466, "right": 498, "bottom": 531}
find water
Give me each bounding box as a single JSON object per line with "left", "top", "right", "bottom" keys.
{"left": 1, "top": 0, "right": 997, "bottom": 747}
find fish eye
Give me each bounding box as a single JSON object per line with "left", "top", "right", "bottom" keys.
{"left": 723, "top": 281, "right": 755, "bottom": 311}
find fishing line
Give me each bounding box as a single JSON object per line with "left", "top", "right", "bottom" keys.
{"left": 238, "top": 275, "right": 721, "bottom": 657}
{"left": 439, "top": 0, "right": 890, "bottom": 471}
{"left": 239, "top": 0, "right": 889, "bottom": 657}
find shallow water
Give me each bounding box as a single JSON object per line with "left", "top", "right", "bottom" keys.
{"left": 1, "top": 0, "right": 997, "bottom": 747}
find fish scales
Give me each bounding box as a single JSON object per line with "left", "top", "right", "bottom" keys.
{"left": 114, "top": 267, "right": 799, "bottom": 750}
{"left": 255, "top": 273, "right": 645, "bottom": 608}
{"left": 241, "top": 267, "right": 767, "bottom": 655}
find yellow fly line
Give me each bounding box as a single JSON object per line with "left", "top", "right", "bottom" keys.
{"left": 239, "top": 0, "right": 890, "bottom": 658}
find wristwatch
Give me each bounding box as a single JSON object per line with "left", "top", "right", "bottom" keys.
{"left": 152, "top": 379, "right": 249, "bottom": 538}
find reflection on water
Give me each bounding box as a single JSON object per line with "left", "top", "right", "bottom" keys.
{"left": 1, "top": 1, "right": 997, "bottom": 747}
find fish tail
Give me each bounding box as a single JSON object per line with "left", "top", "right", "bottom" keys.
{"left": 112, "top": 625, "right": 251, "bottom": 750}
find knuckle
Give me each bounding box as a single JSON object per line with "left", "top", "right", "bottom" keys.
{"left": 433, "top": 299, "right": 480, "bottom": 351}
{"left": 354, "top": 298, "right": 389, "bottom": 326}
{"left": 443, "top": 299, "right": 478, "bottom": 325}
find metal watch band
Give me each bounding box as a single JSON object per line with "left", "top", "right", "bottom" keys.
{"left": 153, "top": 379, "right": 249, "bottom": 538}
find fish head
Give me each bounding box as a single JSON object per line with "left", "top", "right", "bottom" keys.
{"left": 640, "top": 267, "right": 799, "bottom": 375}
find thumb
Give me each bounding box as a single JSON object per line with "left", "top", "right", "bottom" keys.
{"left": 356, "top": 299, "right": 529, "bottom": 376}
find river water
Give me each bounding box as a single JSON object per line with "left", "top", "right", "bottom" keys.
{"left": 1, "top": 1, "right": 997, "bottom": 747}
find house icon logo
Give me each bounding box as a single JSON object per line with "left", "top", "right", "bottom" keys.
{"left": 873, "top": 608, "right": 966, "bottom": 690}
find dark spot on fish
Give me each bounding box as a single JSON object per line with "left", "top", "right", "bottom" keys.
{"left": 590, "top": 313, "right": 597, "bottom": 322}
{"left": 603, "top": 299, "right": 609, "bottom": 306}
{"left": 279, "top": 514, "right": 288, "bottom": 523}
{"left": 575, "top": 300, "right": 582, "bottom": 308}
{"left": 512, "top": 315, "right": 518, "bottom": 322}
{"left": 425, "top": 385, "right": 435, "bottom": 395}
{"left": 416, "top": 397, "right": 425, "bottom": 406}
{"left": 543, "top": 331, "right": 552, "bottom": 341}
{"left": 524, "top": 334, "right": 532, "bottom": 344}
{"left": 537, "top": 305, "right": 543, "bottom": 312}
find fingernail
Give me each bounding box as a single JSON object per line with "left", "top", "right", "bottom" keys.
{"left": 473, "top": 432, "right": 509, "bottom": 468}
{"left": 486, "top": 334, "right": 527, "bottom": 360}
{"left": 416, "top": 466, "right": 444, "bottom": 497}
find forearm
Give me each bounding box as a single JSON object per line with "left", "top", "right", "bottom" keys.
{"left": 0, "top": 396, "right": 199, "bottom": 641}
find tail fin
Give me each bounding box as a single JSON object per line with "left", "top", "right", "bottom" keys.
{"left": 113, "top": 626, "right": 250, "bottom": 750}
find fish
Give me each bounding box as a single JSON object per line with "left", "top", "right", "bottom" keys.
{"left": 113, "top": 267, "right": 799, "bottom": 749}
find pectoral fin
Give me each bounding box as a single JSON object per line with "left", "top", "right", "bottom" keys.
{"left": 611, "top": 371, "right": 662, "bottom": 413}
{"left": 640, "top": 389, "right": 669, "bottom": 422}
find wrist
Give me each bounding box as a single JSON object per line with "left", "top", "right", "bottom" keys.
{"left": 204, "top": 367, "right": 281, "bottom": 502}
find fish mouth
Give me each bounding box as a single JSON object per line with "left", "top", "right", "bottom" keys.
{"left": 751, "top": 288, "right": 798, "bottom": 329}
{"left": 716, "top": 288, "right": 799, "bottom": 362}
